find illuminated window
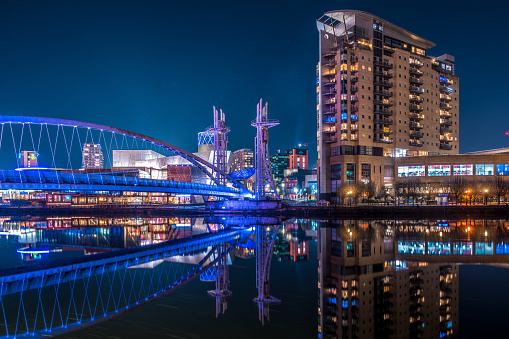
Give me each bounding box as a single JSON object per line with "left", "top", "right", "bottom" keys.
{"left": 428, "top": 165, "right": 451, "bottom": 177}
{"left": 476, "top": 164, "right": 494, "bottom": 176}
{"left": 496, "top": 164, "right": 509, "bottom": 176}
{"left": 453, "top": 164, "right": 473, "bottom": 176}
{"left": 397, "top": 165, "right": 425, "bottom": 177}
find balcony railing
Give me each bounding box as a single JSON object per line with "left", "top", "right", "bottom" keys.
{"left": 323, "top": 109, "right": 337, "bottom": 115}
{"left": 323, "top": 90, "right": 337, "bottom": 96}
{"left": 374, "top": 108, "right": 393, "bottom": 115}
{"left": 409, "top": 104, "right": 424, "bottom": 112}
{"left": 440, "top": 85, "right": 451, "bottom": 93}
{"left": 322, "top": 79, "right": 336, "bottom": 86}
{"left": 440, "top": 127, "right": 452, "bottom": 134}
{"left": 323, "top": 127, "right": 337, "bottom": 134}
{"left": 440, "top": 94, "right": 452, "bottom": 102}
{"left": 440, "top": 102, "right": 452, "bottom": 110}
{"left": 351, "top": 105, "right": 359, "bottom": 112}
{"left": 374, "top": 60, "right": 393, "bottom": 68}
{"left": 374, "top": 80, "right": 393, "bottom": 87}
{"left": 374, "top": 136, "right": 393, "bottom": 143}
{"left": 409, "top": 122, "right": 423, "bottom": 129}
{"left": 409, "top": 139, "right": 423, "bottom": 147}
{"left": 409, "top": 67, "right": 424, "bottom": 76}
{"left": 374, "top": 118, "right": 393, "bottom": 125}
{"left": 409, "top": 77, "right": 424, "bottom": 85}
{"left": 374, "top": 90, "right": 393, "bottom": 97}
{"left": 439, "top": 110, "right": 452, "bottom": 117}
{"left": 409, "top": 95, "right": 424, "bottom": 103}
{"left": 350, "top": 95, "right": 358, "bottom": 102}
{"left": 410, "top": 131, "right": 424, "bottom": 138}
{"left": 440, "top": 119, "right": 453, "bottom": 126}
{"left": 409, "top": 113, "right": 424, "bottom": 120}
{"left": 350, "top": 55, "right": 358, "bottom": 63}
{"left": 440, "top": 142, "right": 453, "bottom": 150}
{"left": 374, "top": 70, "right": 393, "bottom": 78}
{"left": 374, "top": 99, "right": 393, "bottom": 106}
{"left": 409, "top": 86, "right": 423, "bottom": 94}
{"left": 351, "top": 85, "right": 358, "bottom": 93}
{"left": 409, "top": 59, "right": 424, "bottom": 67}
{"left": 322, "top": 71, "right": 336, "bottom": 78}
{"left": 350, "top": 76, "right": 358, "bottom": 83}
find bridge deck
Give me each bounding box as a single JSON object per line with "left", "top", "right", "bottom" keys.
{"left": 0, "top": 170, "right": 240, "bottom": 197}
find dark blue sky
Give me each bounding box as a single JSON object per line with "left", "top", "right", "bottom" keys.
{"left": 0, "top": 0, "right": 506, "bottom": 165}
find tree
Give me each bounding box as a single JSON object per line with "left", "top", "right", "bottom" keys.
{"left": 490, "top": 177, "right": 509, "bottom": 205}
{"left": 443, "top": 176, "right": 467, "bottom": 205}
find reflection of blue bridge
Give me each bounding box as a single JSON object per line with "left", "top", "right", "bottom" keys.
{"left": 0, "top": 169, "right": 240, "bottom": 198}
{"left": 0, "top": 227, "right": 253, "bottom": 337}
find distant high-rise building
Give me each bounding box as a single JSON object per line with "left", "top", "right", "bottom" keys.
{"left": 316, "top": 10, "right": 459, "bottom": 200}
{"left": 19, "top": 151, "right": 38, "bottom": 168}
{"left": 82, "top": 143, "right": 104, "bottom": 169}
{"left": 230, "top": 148, "right": 254, "bottom": 191}
{"left": 286, "top": 147, "right": 308, "bottom": 170}
{"left": 270, "top": 151, "right": 288, "bottom": 198}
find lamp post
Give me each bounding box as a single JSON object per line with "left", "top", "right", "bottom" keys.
{"left": 484, "top": 189, "right": 489, "bottom": 205}
{"left": 347, "top": 190, "right": 353, "bottom": 206}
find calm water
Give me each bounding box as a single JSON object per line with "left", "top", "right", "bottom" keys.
{"left": 0, "top": 216, "right": 507, "bottom": 338}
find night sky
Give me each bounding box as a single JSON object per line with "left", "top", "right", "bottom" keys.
{"left": 0, "top": 0, "right": 507, "bottom": 166}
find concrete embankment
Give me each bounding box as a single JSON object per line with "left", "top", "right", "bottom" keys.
{"left": 1, "top": 204, "right": 508, "bottom": 220}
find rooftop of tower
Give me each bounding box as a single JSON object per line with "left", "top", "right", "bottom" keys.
{"left": 317, "top": 10, "right": 436, "bottom": 50}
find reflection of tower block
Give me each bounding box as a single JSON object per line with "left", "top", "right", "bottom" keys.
{"left": 253, "top": 225, "right": 281, "bottom": 325}
{"left": 251, "top": 99, "right": 279, "bottom": 200}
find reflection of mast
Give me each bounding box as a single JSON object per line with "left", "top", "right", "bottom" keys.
{"left": 253, "top": 225, "right": 280, "bottom": 325}
{"left": 251, "top": 99, "right": 279, "bottom": 200}
{"left": 207, "top": 225, "right": 231, "bottom": 317}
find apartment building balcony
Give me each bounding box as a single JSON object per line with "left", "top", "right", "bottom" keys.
{"left": 409, "top": 95, "right": 424, "bottom": 103}
{"left": 409, "top": 139, "right": 423, "bottom": 147}
{"left": 374, "top": 80, "right": 393, "bottom": 88}
{"left": 440, "top": 119, "right": 453, "bottom": 126}
{"left": 350, "top": 76, "right": 359, "bottom": 83}
{"left": 409, "top": 104, "right": 424, "bottom": 112}
{"left": 440, "top": 127, "right": 452, "bottom": 134}
{"left": 409, "top": 112, "right": 424, "bottom": 120}
{"left": 440, "top": 135, "right": 454, "bottom": 142}
{"left": 409, "top": 67, "right": 424, "bottom": 76}
{"left": 374, "top": 135, "right": 393, "bottom": 143}
{"left": 374, "top": 89, "right": 393, "bottom": 97}
{"left": 351, "top": 133, "right": 359, "bottom": 141}
{"left": 440, "top": 94, "right": 452, "bottom": 102}
{"left": 351, "top": 105, "right": 359, "bottom": 113}
{"left": 409, "top": 59, "right": 424, "bottom": 67}
{"left": 351, "top": 85, "right": 359, "bottom": 93}
{"left": 409, "top": 86, "right": 423, "bottom": 94}
{"left": 376, "top": 128, "right": 393, "bottom": 135}
{"left": 440, "top": 142, "right": 453, "bottom": 150}
{"left": 374, "top": 70, "right": 393, "bottom": 78}
{"left": 323, "top": 108, "right": 337, "bottom": 115}
{"left": 350, "top": 55, "right": 358, "bottom": 63}
{"left": 322, "top": 59, "right": 336, "bottom": 68}
{"left": 322, "top": 79, "right": 336, "bottom": 86}
{"left": 374, "top": 118, "right": 393, "bottom": 125}
{"left": 440, "top": 102, "right": 453, "bottom": 110}
{"left": 350, "top": 124, "right": 359, "bottom": 131}
{"left": 374, "top": 108, "right": 393, "bottom": 115}
{"left": 439, "top": 110, "right": 452, "bottom": 118}
{"left": 324, "top": 135, "right": 337, "bottom": 144}
{"left": 374, "top": 60, "right": 393, "bottom": 68}
{"left": 440, "top": 85, "right": 451, "bottom": 93}
{"left": 323, "top": 90, "right": 337, "bottom": 96}
{"left": 374, "top": 99, "right": 393, "bottom": 106}
{"left": 439, "top": 76, "right": 453, "bottom": 85}
{"left": 322, "top": 50, "right": 336, "bottom": 59}
{"left": 351, "top": 114, "right": 359, "bottom": 121}
{"left": 409, "top": 122, "right": 423, "bottom": 129}
{"left": 409, "top": 77, "right": 424, "bottom": 85}
{"left": 410, "top": 131, "right": 424, "bottom": 138}
{"left": 322, "top": 71, "right": 336, "bottom": 78}
{"left": 323, "top": 99, "right": 336, "bottom": 106}
{"left": 350, "top": 95, "right": 358, "bottom": 102}
{"left": 323, "top": 126, "right": 337, "bottom": 134}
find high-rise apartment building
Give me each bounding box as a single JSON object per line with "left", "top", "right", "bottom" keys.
{"left": 82, "top": 143, "right": 104, "bottom": 169}
{"left": 316, "top": 10, "right": 459, "bottom": 200}
{"left": 270, "top": 151, "right": 288, "bottom": 197}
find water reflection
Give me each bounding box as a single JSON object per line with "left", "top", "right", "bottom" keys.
{"left": 317, "top": 219, "right": 509, "bottom": 339}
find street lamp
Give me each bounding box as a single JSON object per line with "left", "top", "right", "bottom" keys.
{"left": 484, "top": 189, "right": 489, "bottom": 205}
{"left": 347, "top": 190, "right": 353, "bottom": 206}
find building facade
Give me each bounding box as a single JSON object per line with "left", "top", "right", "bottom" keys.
{"left": 19, "top": 151, "right": 38, "bottom": 168}
{"left": 270, "top": 151, "right": 288, "bottom": 198}
{"left": 81, "top": 143, "right": 104, "bottom": 169}
{"left": 287, "top": 147, "right": 309, "bottom": 170}
{"left": 316, "top": 10, "right": 459, "bottom": 200}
